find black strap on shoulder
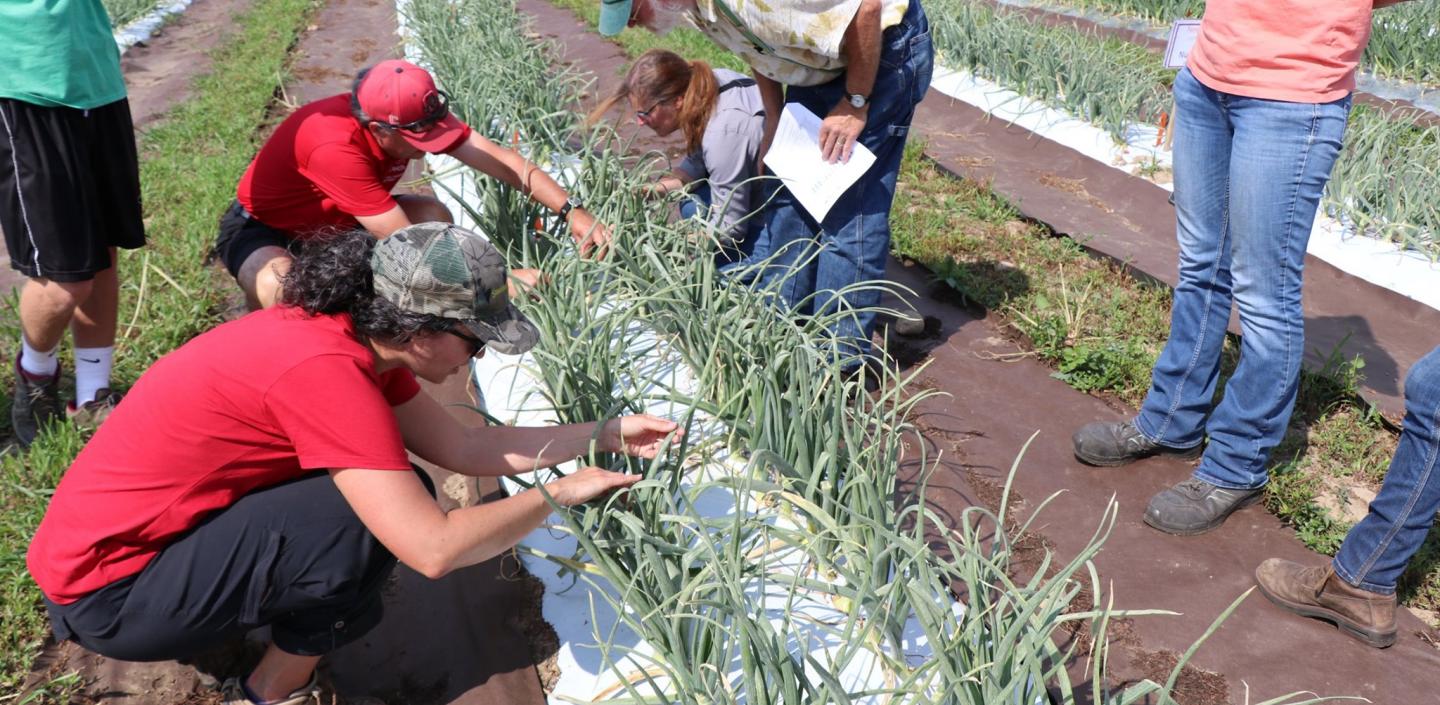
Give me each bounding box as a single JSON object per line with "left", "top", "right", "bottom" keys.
{"left": 717, "top": 77, "right": 757, "bottom": 93}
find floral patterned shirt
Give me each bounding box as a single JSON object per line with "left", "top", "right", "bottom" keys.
{"left": 692, "top": 0, "right": 910, "bottom": 86}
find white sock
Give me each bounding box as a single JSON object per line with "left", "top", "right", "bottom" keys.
{"left": 74, "top": 346, "right": 115, "bottom": 404}
{"left": 19, "top": 337, "right": 60, "bottom": 378}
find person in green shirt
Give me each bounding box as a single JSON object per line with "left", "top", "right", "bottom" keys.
{"left": 0, "top": 0, "right": 145, "bottom": 448}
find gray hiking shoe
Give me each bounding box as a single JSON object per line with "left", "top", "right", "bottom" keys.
{"left": 1072, "top": 420, "right": 1203, "bottom": 467}
{"left": 1144, "top": 477, "right": 1263, "bottom": 535}
{"left": 12, "top": 359, "right": 63, "bottom": 449}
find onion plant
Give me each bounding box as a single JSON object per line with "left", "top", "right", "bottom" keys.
{"left": 404, "top": 0, "right": 1360, "bottom": 701}
{"left": 1365, "top": 2, "right": 1440, "bottom": 86}
{"left": 1327, "top": 104, "right": 1440, "bottom": 256}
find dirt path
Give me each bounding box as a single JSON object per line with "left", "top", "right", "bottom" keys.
{"left": 521, "top": 1, "right": 1440, "bottom": 702}
{"left": 21, "top": 1, "right": 552, "bottom": 703}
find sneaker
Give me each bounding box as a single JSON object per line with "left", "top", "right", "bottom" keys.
{"left": 1255, "top": 558, "right": 1397, "bottom": 648}
{"left": 67, "top": 387, "right": 123, "bottom": 428}
{"left": 11, "top": 357, "right": 63, "bottom": 449}
{"left": 1144, "top": 477, "right": 1263, "bottom": 535}
{"left": 221, "top": 676, "right": 320, "bottom": 705}
{"left": 1072, "top": 420, "right": 1203, "bottom": 467}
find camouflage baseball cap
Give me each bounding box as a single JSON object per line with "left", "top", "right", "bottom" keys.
{"left": 371, "top": 222, "right": 540, "bottom": 355}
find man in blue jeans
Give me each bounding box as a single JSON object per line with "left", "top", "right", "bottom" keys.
{"left": 1255, "top": 347, "right": 1440, "bottom": 648}
{"left": 601, "top": 0, "right": 933, "bottom": 387}
{"left": 1070, "top": 1, "right": 1395, "bottom": 535}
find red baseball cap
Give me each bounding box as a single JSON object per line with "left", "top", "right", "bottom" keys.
{"left": 354, "top": 60, "right": 468, "bottom": 152}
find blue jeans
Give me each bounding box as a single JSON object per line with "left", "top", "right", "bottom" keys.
{"left": 1333, "top": 347, "right": 1440, "bottom": 594}
{"left": 751, "top": 0, "right": 933, "bottom": 365}
{"left": 1134, "top": 68, "right": 1351, "bottom": 490}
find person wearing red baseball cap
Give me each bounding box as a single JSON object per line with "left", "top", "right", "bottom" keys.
{"left": 216, "top": 60, "right": 608, "bottom": 310}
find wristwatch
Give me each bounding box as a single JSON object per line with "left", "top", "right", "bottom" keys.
{"left": 557, "top": 195, "right": 582, "bottom": 221}
{"left": 847, "top": 93, "right": 869, "bottom": 109}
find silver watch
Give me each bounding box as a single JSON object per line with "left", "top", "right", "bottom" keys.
{"left": 847, "top": 93, "right": 868, "bottom": 109}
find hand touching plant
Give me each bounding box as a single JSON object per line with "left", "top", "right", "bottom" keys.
{"left": 601, "top": 414, "right": 682, "bottom": 458}
{"left": 569, "top": 208, "right": 613, "bottom": 258}
{"left": 544, "top": 466, "right": 642, "bottom": 506}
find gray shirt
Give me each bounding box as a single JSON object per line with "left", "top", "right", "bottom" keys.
{"left": 676, "top": 69, "right": 766, "bottom": 244}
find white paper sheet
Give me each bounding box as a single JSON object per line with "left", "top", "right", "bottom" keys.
{"left": 762, "top": 103, "right": 877, "bottom": 222}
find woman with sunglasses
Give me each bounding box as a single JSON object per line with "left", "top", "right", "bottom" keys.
{"left": 27, "top": 222, "right": 680, "bottom": 705}
{"left": 218, "top": 60, "right": 609, "bottom": 311}
{"left": 591, "top": 49, "right": 770, "bottom": 267}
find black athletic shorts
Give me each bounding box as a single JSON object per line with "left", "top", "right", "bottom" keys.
{"left": 44, "top": 467, "right": 436, "bottom": 661}
{"left": 214, "top": 200, "right": 297, "bottom": 278}
{"left": 0, "top": 98, "right": 145, "bottom": 282}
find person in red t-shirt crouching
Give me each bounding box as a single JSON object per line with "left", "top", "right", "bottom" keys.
{"left": 28, "top": 222, "right": 679, "bottom": 705}
{"left": 216, "top": 60, "right": 608, "bottom": 311}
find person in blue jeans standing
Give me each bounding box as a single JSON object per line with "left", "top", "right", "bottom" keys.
{"left": 1071, "top": 0, "right": 1412, "bottom": 535}
{"left": 600, "top": 0, "right": 933, "bottom": 387}
{"left": 1255, "top": 346, "right": 1440, "bottom": 648}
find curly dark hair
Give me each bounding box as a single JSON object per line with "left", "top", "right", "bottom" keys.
{"left": 280, "top": 229, "right": 453, "bottom": 345}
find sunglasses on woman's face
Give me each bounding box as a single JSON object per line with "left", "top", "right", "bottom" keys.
{"left": 375, "top": 90, "right": 451, "bottom": 132}
{"left": 447, "top": 325, "right": 486, "bottom": 358}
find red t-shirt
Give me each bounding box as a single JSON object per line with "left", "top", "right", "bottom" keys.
{"left": 236, "top": 93, "right": 471, "bottom": 236}
{"left": 27, "top": 307, "right": 422, "bottom": 604}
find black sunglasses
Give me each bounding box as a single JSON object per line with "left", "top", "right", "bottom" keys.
{"left": 374, "top": 90, "right": 451, "bottom": 132}
{"left": 446, "top": 324, "right": 486, "bottom": 358}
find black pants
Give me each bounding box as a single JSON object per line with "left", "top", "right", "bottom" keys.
{"left": 45, "top": 467, "right": 434, "bottom": 660}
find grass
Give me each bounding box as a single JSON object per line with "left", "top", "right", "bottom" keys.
{"left": 890, "top": 139, "right": 1173, "bottom": 402}
{"left": 0, "top": 0, "right": 318, "bottom": 695}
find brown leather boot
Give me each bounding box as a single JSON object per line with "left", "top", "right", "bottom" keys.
{"left": 1255, "top": 558, "right": 1397, "bottom": 648}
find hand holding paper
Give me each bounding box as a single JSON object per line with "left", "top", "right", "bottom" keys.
{"left": 762, "top": 104, "right": 877, "bottom": 222}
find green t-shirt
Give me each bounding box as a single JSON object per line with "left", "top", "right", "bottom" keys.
{"left": 0, "top": 0, "right": 126, "bottom": 109}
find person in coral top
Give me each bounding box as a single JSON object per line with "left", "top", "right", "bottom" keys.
{"left": 28, "top": 223, "right": 680, "bottom": 705}
{"left": 1073, "top": 0, "right": 1413, "bottom": 533}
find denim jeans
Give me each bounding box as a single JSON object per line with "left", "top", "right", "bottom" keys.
{"left": 1332, "top": 347, "right": 1440, "bottom": 594}
{"left": 1134, "top": 68, "right": 1351, "bottom": 490}
{"left": 750, "top": 0, "right": 933, "bottom": 365}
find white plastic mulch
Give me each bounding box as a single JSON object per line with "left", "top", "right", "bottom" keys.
{"left": 469, "top": 324, "right": 958, "bottom": 703}
{"left": 113, "top": 0, "right": 195, "bottom": 53}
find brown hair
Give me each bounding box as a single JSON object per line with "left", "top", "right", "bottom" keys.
{"left": 587, "top": 49, "right": 718, "bottom": 154}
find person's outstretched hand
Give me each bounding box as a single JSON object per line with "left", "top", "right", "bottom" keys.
{"left": 601, "top": 415, "right": 682, "bottom": 458}
{"left": 507, "top": 267, "right": 549, "bottom": 300}
{"left": 570, "top": 209, "right": 612, "bottom": 259}
{"left": 545, "top": 466, "right": 642, "bottom": 507}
